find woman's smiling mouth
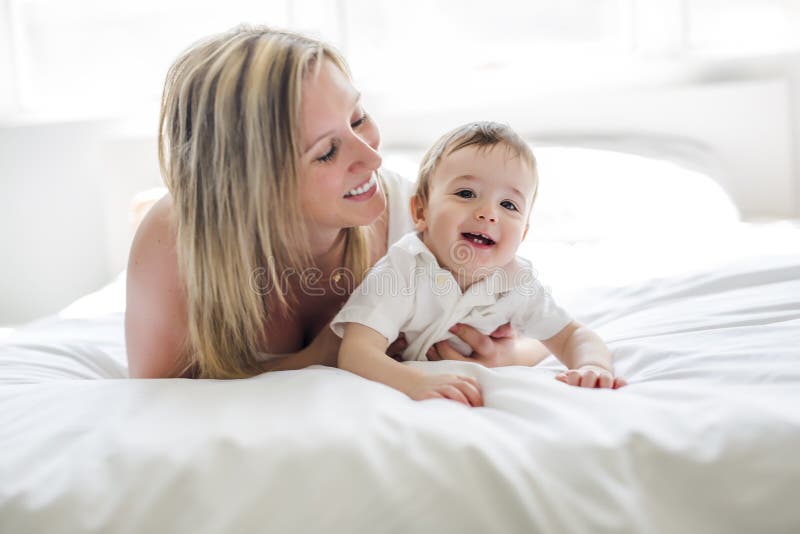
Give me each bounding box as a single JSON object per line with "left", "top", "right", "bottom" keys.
{"left": 343, "top": 174, "right": 377, "bottom": 198}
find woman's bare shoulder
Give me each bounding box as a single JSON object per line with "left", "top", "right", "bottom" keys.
{"left": 127, "top": 194, "right": 181, "bottom": 294}
{"left": 132, "top": 193, "right": 175, "bottom": 249}
{"left": 125, "top": 192, "right": 190, "bottom": 378}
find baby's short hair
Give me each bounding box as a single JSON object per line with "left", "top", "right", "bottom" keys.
{"left": 415, "top": 121, "right": 538, "bottom": 207}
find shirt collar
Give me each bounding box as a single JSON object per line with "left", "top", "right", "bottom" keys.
{"left": 394, "top": 231, "right": 434, "bottom": 261}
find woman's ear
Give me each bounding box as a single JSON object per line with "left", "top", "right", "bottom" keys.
{"left": 409, "top": 195, "right": 427, "bottom": 232}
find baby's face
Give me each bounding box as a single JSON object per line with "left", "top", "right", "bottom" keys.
{"left": 413, "top": 144, "right": 536, "bottom": 287}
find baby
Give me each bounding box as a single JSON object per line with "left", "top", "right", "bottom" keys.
{"left": 331, "top": 121, "right": 625, "bottom": 407}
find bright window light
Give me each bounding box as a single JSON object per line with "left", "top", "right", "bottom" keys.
{"left": 344, "top": 0, "right": 631, "bottom": 90}
{"left": 4, "top": 0, "right": 800, "bottom": 120}
{"left": 8, "top": 0, "right": 291, "bottom": 116}
{"left": 688, "top": 0, "right": 800, "bottom": 54}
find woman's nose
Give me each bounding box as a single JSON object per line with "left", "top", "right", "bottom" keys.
{"left": 350, "top": 138, "right": 382, "bottom": 173}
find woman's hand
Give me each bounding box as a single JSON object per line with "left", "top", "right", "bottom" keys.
{"left": 555, "top": 364, "right": 627, "bottom": 389}
{"left": 426, "top": 323, "right": 523, "bottom": 368}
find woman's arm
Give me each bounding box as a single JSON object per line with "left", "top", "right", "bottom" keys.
{"left": 126, "top": 195, "right": 337, "bottom": 378}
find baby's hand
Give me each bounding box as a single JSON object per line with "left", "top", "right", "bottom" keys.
{"left": 401, "top": 374, "right": 483, "bottom": 407}
{"left": 555, "top": 364, "right": 626, "bottom": 389}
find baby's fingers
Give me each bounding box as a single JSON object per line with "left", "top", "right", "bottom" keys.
{"left": 556, "top": 370, "right": 627, "bottom": 390}
{"left": 563, "top": 370, "right": 582, "bottom": 386}
{"left": 596, "top": 373, "right": 613, "bottom": 389}
{"left": 579, "top": 370, "right": 599, "bottom": 388}
{"left": 455, "top": 377, "right": 483, "bottom": 407}
{"left": 439, "top": 385, "right": 471, "bottom": 407}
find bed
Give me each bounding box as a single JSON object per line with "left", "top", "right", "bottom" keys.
{"left": 2, "top": 137, "right": 800, "bottom": 533}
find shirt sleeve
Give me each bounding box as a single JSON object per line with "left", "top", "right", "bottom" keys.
{"left": 329, "top": 253, "right": 414, "bottom": 344}
{"left": 512, "top": 277, "right": 573, "bottom": 340}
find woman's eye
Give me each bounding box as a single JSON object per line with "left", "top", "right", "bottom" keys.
{"left": 317, "top": 142, "right": 338, "bottom": 163}
{"left": 351, "top": 113, "right": 368, "bottom": 129}
{"left": 455, "top": 189, "right": 475, "bottom": 199}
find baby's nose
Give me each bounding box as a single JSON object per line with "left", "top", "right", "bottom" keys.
{"left": 475, "top": 209, "right": 497, "bottom": 223}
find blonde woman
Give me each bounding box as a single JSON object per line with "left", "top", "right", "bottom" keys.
{"left": 125, "top": 25, "right": 547, "bottom": 379}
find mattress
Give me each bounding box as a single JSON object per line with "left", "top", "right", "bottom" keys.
{"left": 1, "top": 220, "right": 799, "bottom": 533}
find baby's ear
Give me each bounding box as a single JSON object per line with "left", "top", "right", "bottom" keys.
{"left": 521, "top": 224, "right": 529, "bottom": 241}
{"left": 409, "top": 195, "right": 428, "bottom": 232}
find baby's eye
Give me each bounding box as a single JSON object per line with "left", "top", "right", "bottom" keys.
{"left": 455, "top": 189, "right": 475, "bottom": 199}
{"left": 500, "top": 200, "right": 519, "bottom": 211}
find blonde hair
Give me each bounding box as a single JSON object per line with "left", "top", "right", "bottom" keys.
{"left": 415, "top": 121, "right": 538, "bottom": 209}
{"left": 159, "top": 25, "right": 372, "bottom": 379}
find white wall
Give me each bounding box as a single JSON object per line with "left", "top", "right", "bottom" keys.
{"left": 0, "top": 121, "right": 112, "bottom": 324}
{"left": 0, "top": 120, "right": 163, "bottom": 325}
{"left": 0, "top": 1, "right": 17, "bottom": 115}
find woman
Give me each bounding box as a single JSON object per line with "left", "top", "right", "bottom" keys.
{"left": 126, "top": 25, "right": 546, "bottom": 380}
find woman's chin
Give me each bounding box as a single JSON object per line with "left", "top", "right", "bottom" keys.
{"left": 343, "top": 191, "right": 386, "bottom": 227}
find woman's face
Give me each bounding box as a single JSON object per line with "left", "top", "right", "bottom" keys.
{"left": 299, "top": 59, "right": 385, "bottom": 243}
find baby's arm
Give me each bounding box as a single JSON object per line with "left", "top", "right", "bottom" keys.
{"left": 339, "top": 323, "right": 483, "bottom": 406}
{"left": 541, "top": 321, "right": 626, "bottom": 389}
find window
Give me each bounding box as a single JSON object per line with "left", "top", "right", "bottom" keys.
{"left": 3, "top": 0, "right": 799, "bottom": 120}
{"left": 342, "top": 0, "right": 631, "bottom": 97}
{"left": 688, "top": 0, "right": 800, "bottom": 54}
{"left": 6, "top": 0, "right": 291, "bottom": 116}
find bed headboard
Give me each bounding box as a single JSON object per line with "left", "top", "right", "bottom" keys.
{"left": 374, "top": 78, "right": 797, "bottom": 219}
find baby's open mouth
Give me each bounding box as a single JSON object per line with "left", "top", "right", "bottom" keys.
{"left": 462, "top": 232, "right": 496, "bottom": 246}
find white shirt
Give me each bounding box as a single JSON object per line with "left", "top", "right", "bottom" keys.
{"left": 330, "top": 232, "right": 573, "bottom": 361}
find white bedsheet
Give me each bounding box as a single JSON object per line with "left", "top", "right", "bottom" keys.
{"left": 1, "top": 221, "right": 799, "bottom": 534}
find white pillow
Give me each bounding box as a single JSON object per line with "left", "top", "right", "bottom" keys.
{"left": 528, "top": 145, "right": 740, "bottom": 242}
